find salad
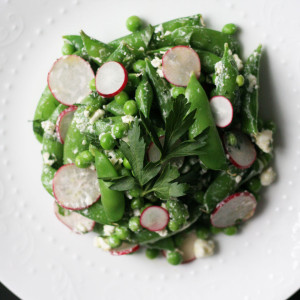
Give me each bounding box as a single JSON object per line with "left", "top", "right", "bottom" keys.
{"left": 33, "top": 14, "right": 276, "bottom": 265}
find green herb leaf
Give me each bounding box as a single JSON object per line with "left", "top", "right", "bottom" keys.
{"left": 109, "top": 176, "right": 136, "bottom": 191}
{"left": 140, "top": 162, "right": 161, "bottom": 186}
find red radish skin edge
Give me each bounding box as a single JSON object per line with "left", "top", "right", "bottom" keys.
{"left": 56, "top": 106, "right": 78, "bottom": 144}
{"left": 140, "top": 206, "right": 170, "bottom": 232}
{"left": 110, "top": 244, "right": 140, "bottom": 256}
{"left": 47, "top": 55, "right": 94, "bottom": 106}
{"left": 53, "top": 202, "right": 95, "bottom": 234}
{"left": 162, "top": 45, "right": 201, "bottom": 87}
{"left": 95, "top": 61, "right": 128, "bottom": 98}
{"left": 147, "top": 135, "right": 165, "bottom": 162}
{"left": 210, "top": 191, "right": 257, "bottom": 228}
{"left": 161, "top": 250, "right": 195, "bottom": 264}
{"left": 52, "top": 164, "right": 101, "bottom": 211}
{"left": 209, "top": 96, "right": 233, "bottom": 128}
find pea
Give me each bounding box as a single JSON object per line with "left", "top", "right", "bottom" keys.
{"left": 131, "top": 198, "right": 144, "bottom": 209}
{"left": 85, "top": 104, "right": 98, "bottom": 116}
{"left": 100, "top": 133, "right": 115, "bottom": 150}
{"left": 115, "top": 91, "right": 129, "bottom": 105}
{"left": 120, "top": 167, "right": 131, "bottom": 177}
{"left": 236, "top": 74, "right": 245, "bottom": 87}
{"left": 171, "top": 86, "right": 186, "bottom": 99}
{"left": 222, "top": 23, "right": 237, "bottom": 35}
{"left": 89, "top": 78, "right": 96, "bottom": 91}
{"left": 196, "top": 226, "right": 210, "bottom": 240}
{"left": 126, "top": 15, "right": 142, "bottom": 32}
{"left": 166, "top": 251, "right": 182, "bottom": 265}
{"left": 123, "top": 157, "right": 131, "bottom": 169}
{"left": 75, "top": 150, "right": 94, "bottom": 168}
{"left": 112, "top": 123, "right": 128, "bottom": 139}
{"left": 61, "top": 42, "right": 75, "bottom": 55}
{"left": 246, "top": 176, "right": 262, "bottom": 193}
{"left": 133, "top": 60, "right": 146, "bottom": 73}
{"left": 210, "top": 226, "right": 222, "bottom": 234}
{"left": 107, "top": 235, "right": 122, "bottom": 248}
{"left": 123, "top": 100, "right": 138, "bottom": 116}
{"left": 129, "top": 216, "right": 141, "bottom": 232}
{"left": 129, "top": 187, "right": 141, "bottom": 198}
{"left": 146, "top": 248, "right": 159, "bottom": 259}
{"left": 227, "top": 132, "right": 237, "bottom": 146}
{"left": 223, "top": 226, "right": 238, "bottom": 236}
{"left": 194, "top": 191, "right": 204, "bottom": 204}
{"left": 168, "top": 220, "right": 181, "bottom": 232}
{"left": 115, "top": 226, "right": 130, "bottom": 240}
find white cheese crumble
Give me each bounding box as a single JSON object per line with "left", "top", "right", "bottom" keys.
{"left": 181, "top": 165, "right": 191, "bottom": 174}
{"left": 90, "top": 109, "right": 105, "bottom": 124}
{"left": 121, "top": 115, "right": 135, "bottom": 124}
{"left": 247, "top": 74, "right": 258, "bottom": 93}
{"left": 154, "top": 24, "right": 163, "bottom": 33}
{"left": 260, "top": 167, "right": 276, "bottom": 186}
{"left": 41, "top": 120, "right": 56, "bottom": 135}
{"left": 89, "top": 164, "right": 96, "bottom": 171}
{"left": 157, "top": 69, "right": 164, "bottom": 78}
{"left": 133, "top": 209, "right": 141, "bottom": 217}
{"left": 161, "top": 203, "right": 167, "bottom": 209}
{"left": 215, "top": 61, "right": 224, "bottom": 75}
{"left": 83, "top": 110, "right": 90, "bottom": 118}
{"left": 235, "top": 175, "right": 242, "bottom": 183}
{"left": 164, "top": 30, "right": 171, "bottom": 36}
{"left": 103, "top": 225, "right": 115, "bottom": 236}
{"left": 121, "top": 136, "right": 129, "bottom": 143}
{"left": 151, "top": 57, "right": 162, "bottom": 68}
{"left": 255, "top": 130, "right": 273, "bottom": 153}
{"left": 233, "top": 54, "right": 244, "bottom": 71}
{"left": 75, "top": 222, "right": 89, "bottom": 234}
{"left": 156, "top": 229, "right": 168, "bottom": 237}
{"left": 42, "top": 152, "right": 56, "bottom": 166}
{"left": 93, "top": 237, "right": 111, "bottom": 251}
{"left": 138, "top": 47, "right": 144, "bottom": 51}
{"left": 104, "top": 150, "right": 123, "bottom": 165}
{"left": 82, "top": 139, "right": 87, "bottom": 145}
{"left": 194, "top": 239, "right": 215, "bottom": 258}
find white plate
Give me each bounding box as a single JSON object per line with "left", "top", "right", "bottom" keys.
{"left": 0, "top": 0, "right": 300, "bottom": 299}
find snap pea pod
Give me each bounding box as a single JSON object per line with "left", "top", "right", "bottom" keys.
{"left": 213, "top": 43, "right": 240, "bottom": 109}
{"left": 95, "top": 150, "right": 125, "bottom": 222}
{"left": 41, "top": 165, "right": 56, "bottom": 196}
{"left": 194, "top": 49, "right": 221, "bottom": 74}
{"left": 145, "top": 58, "right": 172, "bottom": 121}
{"left": 93, "top": 116, "right": 123, "bottom": 135}
{"left": 62, "top": 35, "right": 84, "bottom": 52}
{"left": 241, "top": 45, "right": 262, "bottom": 136}
{"left": 106, "top": 100, "right": 125, "bottom": 116}
{"left": 80, "top": 30, "right": 114, "bottom": 66}
{"left": 33, "top": 86, "right": 59, "bottom": 143}
{"left": 153, "top": 26, "right": 240, "bottom": 56}
{"left": 135, "top": 73, "right": 153, "bottom": 118}
{"left": 185, "top": 73, "right": 226, "bottom": 170}
{"left": 78, "top": 201, "right": 112, "bottom": 225}
{"left": 109, "top": 25, "right": 154, "bottom": 50}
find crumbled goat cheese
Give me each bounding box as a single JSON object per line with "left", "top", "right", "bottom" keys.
{"left": 41, "top": 120, "right": 55, "bottom": 135}
{"left": 156, "top": 229, "right": 168, "bottom": 237}
{"left": 133, "top": 209, "right": 141, "bottom": 217}
{"left": 125, "top": 191, "right": 133, "bottom": 200}
{"left": 89, "top": 164, "right": 96, "bottom": 171}
{"left": 82, "top": 139, "right": 87, "bottom": 145}
{"left": 121, "top": 136, "right": 129, "bottom": 143}
{"left": 247, "top": 74, "right": 258, "bottom": 93}
{"left": 233, "top": 54, "right": 244, "bottom": 71}
{"left": 255, "top": 130, "right": 273, "bottom": 153}
{"left": 75, "top": 222, "right": 89, "bottom": 234}
{"left": 90, "top": 109, "right": 105, "bottom": 124}
{"left": 235, "top": 175, "right": 242, "bottom": 183}
{"left": 151, "top": 57, "right": 162, "bottom": 68}
{"left": 181, "top": 164, "right": 191, "bottom": 174}
{"left": 83, "top": 110, "right": 90, "bottom": 118}
{"left": 138, "top": 47, "right": 144, "bottom": 51}
{"left": 164, "top": 30, "right": 171, "bottom": 36}
{"left": 94, "top": 237, "right": 111, "bottom": 251}
{"left": 103, "top": 225, "right": 115, "bottom": 236}
{"left": 157, "top": 68, "right": 164, "bottom": 78}
{"left": 194, "top": 239, "right": 215, "bottom": 258}
{"left": 260, "top": 167, "right": 276, "bottom": 186}
{"left": 215, "top": 61, "right": 224, "bottom": 75}
{"left": 161, "top": 203, "right": 167, "bottom": 209}
{"left": 42, "top": 152, "right": 56, "bottom": 166}
{"left": 121, "top": 115, "right": 135, "bottom": 124}
{"left": 228, "top": 49, "right": 232, "bottom": 55}
{"left": 154, "top": 24, "right": 163, "bottom": 33}
{"left": 104, "top": 150, "right": 123, "bottom": 165}
{"left": 189, "top": 157, "right": 198, "bottom": 165}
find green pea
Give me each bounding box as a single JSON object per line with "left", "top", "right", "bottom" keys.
{"left": 236, "top": 74, "right": 245, "bottom": 87}
{"left": 168, "top": 220, "right": 181, "bottom": 232}
{"left": 194, "top": 191, "right": 205, "bottom": 204}
{"left": 75, "top": 150, "right": 94, "bottom": 168}
{"left": 223, "top": 226, "right": 238, "bottom": 236}
{"left": 129, "top": 216, "right": 141, "bottom": 232}
{"left": 112, "top": 123, "right": 128, "bottom": 139}
{"left": 196, "top": 226, "right": 210, "bottom": 240}
{"left": 89, "top": 78, "right": 96, "bottom": 91}
{"left": 126, "top": 15, "right": 142, "bottom": 32}
{"left": 133, "top": 59, "right": 146, "bottom": 73}
{"left": 61, "top": 42, "right": 75, "bottom": 55}
{"left": 129, "top": 187, "right": 141, "bottom": 198}
{"left": 210, "top": 226, "right": 222, "bottom": 234}
{"left": 107, "top": 234, "right": 122, "bottom": 248}
{"left": 115, "top": 226, "right": 130, "bottom": 240}
{"left": 166, "top": 251, "right": 182, "bottom": 265}
{"left": 100, "top": 133, "right": 115, "bottom": 150}
{"left": 171, "top": 86, "right": 186, "bottom": 99}
{"left": 120, "top": 167, "right": 131, "bottom": 177}
{"left": 227, "top": 132, "right": 237, "bottom": 146}
{"left": 85, "top": 104, "right": 98, "bottom": 116}
{"left": 115, "top": 91, "right": 129, "bottom": 105}
{"left": 123, "top": 100, "right": 138, "bottom": 116}
{"left": 123, "top": 157, "right": 131, "bottom": 169}
{"left": 222, "top": 23, "right": 237, "bottom": 35}
{"left": 246, "top": 176, "right": 262, "bottom": 193}
{"left": 131, "top": 198, "right": 144, "bottom": 209}
{"left": 146, "top": 248, "right": 159, "bottom": 259}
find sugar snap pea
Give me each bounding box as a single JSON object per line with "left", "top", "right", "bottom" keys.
{"left": 41, "top": 165, "right": 56, "bottom": 196}
{"left": 135, "top": 72, "right": 153, "bottom": 118}
{"left": 106, "top": 100, "right": 125, "bottom": 116}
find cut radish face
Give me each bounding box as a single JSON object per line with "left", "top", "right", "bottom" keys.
{"left": 210, "top": 96, "right": 233, "bottom": 128}
{"left": 211, "top": 191, "right": 257, "bottom": 228}
{"left": 56, "top": 106, "right": 77, "bottom": 144}
{"left": 48, "top": 55, "right": 94, "bottom": 105}
{"left": 140, "top": 206, "right": 169, "bottom": 231}
{"left": 224, "top": 130, "right": 257, "bottom": 169}
{"left": 178, "top": 231, "right": 197, "bottom": 263}
{"left": 162, "top": 46, "right": 201, "bottom": 87}
{"left": 53, "top": 164, "right": 100, "bottom": 210}
{"left": 110, "top": 243, "right": 140, "bottom": 256}
{"left": 95, "top": 61, "right": 128, "bottom": 98}
{"left": 54, "top": 202, "right": 95, "bottom": 234}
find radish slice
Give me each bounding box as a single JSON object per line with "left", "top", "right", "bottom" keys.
{"left": 140, "top": 206, "right": 169, "bottom": 231}
{"left": 162, "top": 46, "right": 201, "bottom": 87}
{"left": 54, "top": 202, "right": 95, "bottom": 234}
{"left": 224, "top": 130, "right": 257, "bottom": 169}
{"left": 110, "top": 243, "right": 140, "bottom": 256}
{"left": 210, "top": 191, "right": 257, "bottom": 228}
{"left": 178, "top": 231, "right": 198, "bottom": 263}
{"left": 210, "top": 96, "right": 233, "bottom": 128}
{"left": 48, "top": 55, "right": 94, "bottom": 105}
{"left": 53, "top": 164, "right": 101, "bottom": 210}
{"left": 56, "top": 106, "right": 77, "bottom": 144}
{"left": 95, "top": 61, "right": 128, "bottom": 98}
